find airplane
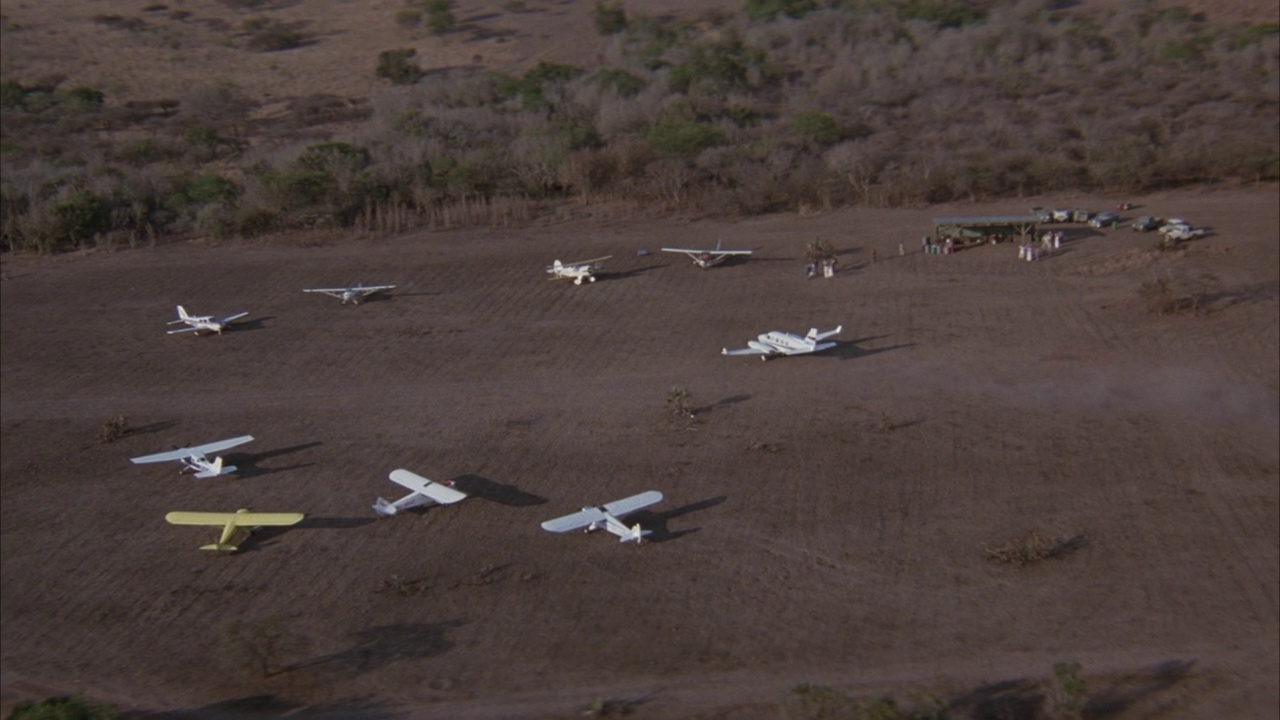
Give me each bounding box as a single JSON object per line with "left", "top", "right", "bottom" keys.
{"left": 374, "top": 468, "right": 468, "bottom": 517}
{"left": 166, "top": 305, "right": 249, "bottom": 335}
{"left": 547, "top": 256, "right": 613, "bottom": 285}
{"left": 722, "top": 326, "right": 843, "bottom": 361}
{"left": 165, "top": 508, "right": 305, "bottom": 552}
{"left": 661, "top": 240, "right": 753, "bottom": 268}
{"left": 302, "top": 283, "right": 396, "bottom": 305}
{"left": 541, "top": 490, "right": 663, "bottom": 544}
{"left": 130, "top": 435, "right": 254, "bottom": 478}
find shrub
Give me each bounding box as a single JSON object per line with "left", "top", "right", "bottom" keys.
{"left": 896, "top": 0, "right": 986, "bottom": 28}
{"left": 9, "top": 696, "right": 119, "bottom": 720}
{"left": 426, "top": 0, "right": 455, "bottom": 34}
{"left": 591, "top": 68, "right": 646, "bottom": 97}
{"left": 376, "top": 48, "right": 425, "bottom": 85}
{"left": 792, "top": 111, "right": 840, "bottom": 145}
{"left": 645, "top": 121, "right": 723, "bottom": 157}
{"left": 180, "top": 174, "right": 240, "bottom": 205}
{"left": 745, "top": 0, "right": 819, "bottom": 22}
{"left": 53, "top": 191, "right": 109, "bottom": 246}
{"left": 61, "top": 87, "right": 105, "bottom": 113}
{"left": 0, "top": 79, "right": 27, "bottom": 109}
{"left": 395, "top": 7, "right": 422, "bottom": 27}
{"left": 591, "top": 0, "right": 628, "bottom": 35}
{"left": 296, "top": 141, "right": 369, "bottom": 173}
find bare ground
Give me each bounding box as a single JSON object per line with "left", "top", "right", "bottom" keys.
{"left": 1, "top": 185, "right": 1277, "bottom": 718}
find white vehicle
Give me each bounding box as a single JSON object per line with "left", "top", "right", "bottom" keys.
{"left": 547, "top": 256, "right": 613, "bottom": 285}
{"left": 303, "top": 283, "right": 396, "bottom": 305}
{"left": 1159, "top": 221, "right": 1205, "bottom": 241}
{"left": 661, "top": 240, "right": 753, "bottom": 268}
{"left": 722, "top": 326, "right": 842, "bottom": 361}
{"left": 130, "top": 436, "right": 255, "bottom": 478}
{"left": 373, "top": 468, "right": 468, "bottom": 517}
{"left": 166, "top": 305, "right": 249, "bottom": 335}
{"left": 541, "top": 490, "right": 664, "bottom": 544}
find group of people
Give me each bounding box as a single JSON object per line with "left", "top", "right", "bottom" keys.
{"left": 805, "top": 257, "right": 838, "bottom": 279}
{"left": 1019, "top": 230, "right": 1065, "bottom": 261}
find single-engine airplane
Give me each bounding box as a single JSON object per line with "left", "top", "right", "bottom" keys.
{"left": 130, "top": 435, "right": 254, "bottom": 478}
{"left": 661, "top": 240, "right": 753, "bottom": 268}
{"left": 541, "top": 490, "right": 663, "bottom": 544}
{"left": 165, "top": 508, "right": 305, "bottom": 552}
{"left": 547, "top": 256, "right": 613, "bottom": 285}
{"left": 722, "top": 326, "right": 842, "bottom": 360}
{"left": 166, "top": 305, "right": 249, "bottom": 335}
{"left": 374, "top": 468, "right": 468, "bottom": 517}
{"left": 303, "top": 283, "right": 397, "bottom": 305}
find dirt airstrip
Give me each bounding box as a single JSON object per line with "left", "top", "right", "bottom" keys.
{"left": 1, "top": 186, "right": 1277, "bottom": 719}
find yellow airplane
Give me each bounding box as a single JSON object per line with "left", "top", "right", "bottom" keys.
{"left": 165, "top": 509, "right": 305, "bottom": 552}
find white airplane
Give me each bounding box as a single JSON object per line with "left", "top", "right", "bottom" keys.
{"left": 303, "top": 283, "right": 396, "bottom": 305}
{"left": 541, "top": 490, "right": 663, "bottom": 544}
{"left": 661, "top": 240, "right": 753, "bottom": 268}
{"left": 374, "top": 468, "right": 468, "bottom": 517}
{"left": 166, "top": 305, "right": 249, "bottom": 335}
{"left": 130, "top": 436, "right": 254, "bottom": 478}
{"left": 722, "top": 326, "right": 843, "bottom": 361}
{"left": 547, "top": 256, "right": 613, "bottom": 285}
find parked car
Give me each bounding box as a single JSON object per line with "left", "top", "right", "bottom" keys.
{"left": 1071, "top": 209, "right": 1091, "bottom": 223}
{"left": 1131, "top": 216, "right": 1161, "bottom": 232}
{"left": 1088, "top": 211, "right": 1120, "bottom": 228}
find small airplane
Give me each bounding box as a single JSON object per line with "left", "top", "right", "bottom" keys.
{"left": 374, "top": 468, "right": 468, "bottom": 517}
{"left": 541, "top": 490, "right": 663, "bottom": 544}
{"left": 302, "top": 283, "right": 396, "bottom": 305}
{"left": 547, "top": 256, "right": 613, "bottom": 285}
{"left": 130, "top": 435, "right": 254, "bottom": 478}
{"left": 166, "top": 305, "right": 249, "bottom": 335}
{"left": 661, "top": 240, "right": 753, "bottom": 268}
{"left": 722, "top": 326, "right": 843, "bottom": 361}
{"left": 165, "top": 508, "right": 305, "bottom": 552}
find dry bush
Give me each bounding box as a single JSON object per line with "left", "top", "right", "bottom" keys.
{"left": 89, "top": 415, "right": 131, "bottom": 446}
{"left": 1139, "top": 271, "right": 1215, "bottom": 316}
{"left": 983, "top": 532, "right": 1083, "bottom": 566}
{"left": 666, "top": 386, "right": 696, "bottom": 420}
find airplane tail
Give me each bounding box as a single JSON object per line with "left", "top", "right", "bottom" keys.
{"left": 372, "top": 497, "right": 397, "bottom": 517}
{"left": 168, "top": 305, "right": 190, "bottom": 324}
{"left": 619, "top": 523, "right": 651, "bottom": 544}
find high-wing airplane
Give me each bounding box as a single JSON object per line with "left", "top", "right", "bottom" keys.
{"left": 374, "top": 468, "right": 468, "bottom": 517}
{"left": 130, "top": 436, "right": 254, "bottom": 478}
{"left": 661, "top": 239, "right": 753, "bottom": 268}
{"left": 547, "top": 256, "right": 613, "bottom": 285}
{"left": 166, "top": 305, "right": 249, "bottom": 335}
{"left": 302, "top": 283, "right": 396, "bottom": 305}
{"left": 165, "top": 508, "right": 305, "bottom": 552}
{"left": 722, "top": 326, "right": 842, "bottom": 360}
{"left": 541, "top": 490, "right": 663, "bottom": 544}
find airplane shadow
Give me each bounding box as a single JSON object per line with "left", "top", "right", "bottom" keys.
{"left": 231, "top": 316, "right": 274, "bottom": 333}
{"left": 599, "top": 264, "right": 666, "bottom": 282}
{"left": 829, "top": 340, "right": 915, "bottom": 362}
{"left": 450, "top": 474, "right": 548, "bottom": 506}
{"left": 631, "top": 495, "right": 726, "bottom": 543}
{"left": 284, "top": 620, "right": 465, "bottom": 676}
{"left": 233, "top": 441, "right": 323, "bottom": 477}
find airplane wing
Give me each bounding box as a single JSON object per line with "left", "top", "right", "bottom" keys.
{"left": 602, "top": 490, "right": 663, "bottom": 518}
{"left": 388, "top": 469, "right": 467, "bottom": 504}
{"left": 722, "top": 346, "right": 769, "bottom": 356}
{"left": 165, "top": 510, "right": 304, "bottom": 527}
{"left": 358, "top": 285, "right": 396, "bottom": 293}
{"left": 131, "top": 436, "right": 253, "bottom": 464}
{"left": 565, "top": 255, "right": 613, "bottom": 267}
{"left": 303, "top": 288, "right": 347, "bottom": 297}
{"left": 541, "top": 507, "right": 609, "bottom": 533}
{"left": 165, "top": 326, "right": 202, "bottom": 335}
{"left": 218, "top": 311, "right": 249, "bottom": 324}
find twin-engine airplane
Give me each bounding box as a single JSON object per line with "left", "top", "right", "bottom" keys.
{"left": 166, "top": 305, "right": 249, "bottom": 335}
{"left": 661, "top": 239, "right": 753, "bottom": 268}
{"left": 541, "top": 490, "right": 663, "bottom": 544}
{"left": 547, "top": 256, "right": 613, "bottom": 285}
{"left": 722, "top": 326, "right": 842, "bottom": 360}
{"left": 374, "top": 468, "right": 468, "bottom": 516}
{"left": 303, "top": 283, "right": 397, "bottom": 305}
{"left": 130, "top": 436, "right": 254, "bottom": 478}
{"left": 165, "top": 508, "right": 305, "bottom": 552}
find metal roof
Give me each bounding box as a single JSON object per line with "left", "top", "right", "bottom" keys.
{"left": 933, "top": 215, "right": 1041, "bottom": 226}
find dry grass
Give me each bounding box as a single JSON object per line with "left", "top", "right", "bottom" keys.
{"left": 983, "top": 532, "right": 1086, "bottom": 567}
